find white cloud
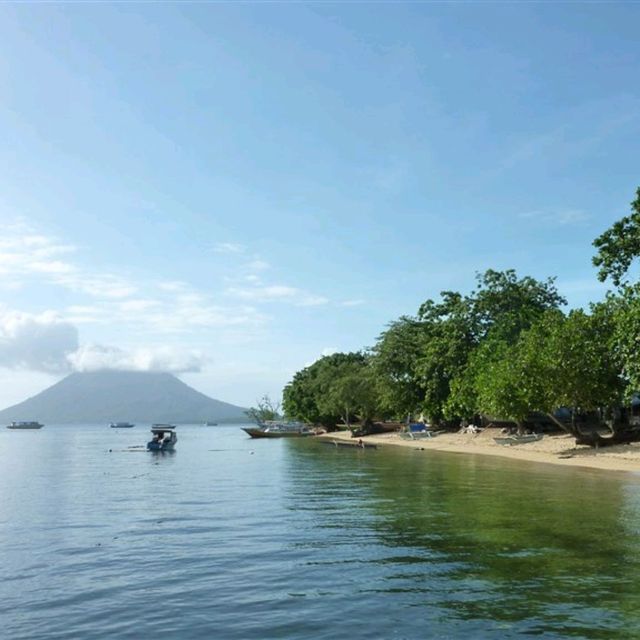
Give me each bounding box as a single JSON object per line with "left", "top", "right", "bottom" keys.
{"left": 341, "top": 299, "right": 365, "bottom": 307}
{"left": 118, "top": 299, "right": 161, "bottom": 313}
{"left": 0, "top": 305, "right": 215, "bottom": 375}
{"left": 213, "top": 242, "right": 246, "bottom": 254}
{"left": 227, "top": 284, "right": 328, "bottom": 307}
{"left": 0, "top": 223, "right": 137, "bottom": 299}
{"left": 303, "top": 347, "right": 339, "bottom": 368}
{"left": 157, "top": 280, "right": 189, "bottom": 292}
{"left": 0, "top": 230, "right": 76, "bottom": 277}
{"left": 55, "top": 273, "right": 138, "bottom": 299}
{"left": 245, "top": 259, "right": 270, "bottom": 271}
{"left": 68, "top": 343, "right": 207, "bottom": 374}
{"left": 0, "top": 310, "right": 78, "bottom": 373}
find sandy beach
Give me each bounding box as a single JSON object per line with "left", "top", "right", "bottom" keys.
{"left": 318, "top": 428, "right": 640, "bottom": 474}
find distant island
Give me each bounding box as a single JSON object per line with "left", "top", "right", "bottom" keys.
{"left": 0, "top": 370, "right": 247, "bottom": 424}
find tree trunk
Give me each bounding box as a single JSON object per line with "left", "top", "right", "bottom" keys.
{"left": 545, "top": 412, "right": 573, "bottom": 435}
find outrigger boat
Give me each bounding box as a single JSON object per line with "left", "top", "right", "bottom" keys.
{"left": 242, "top": 421, "right": 317, "bottom": 438}
{"left": 147, "top": 424, "right": 177, "bottom": 451}
{"left": 493, "top": 433, "right": 543, "bottom": 446}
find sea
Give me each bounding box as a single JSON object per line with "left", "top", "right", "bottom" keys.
{"left": 1, "top": 424, "right": 640, "bottom": 639}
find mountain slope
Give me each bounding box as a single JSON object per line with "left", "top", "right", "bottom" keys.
{"left": 0, "top": 371, "right": 247, "bottom": 424}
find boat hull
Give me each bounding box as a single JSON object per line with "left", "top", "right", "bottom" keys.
{"left": 494, "top": 434, "right": 543, "bottom": 446}
{"left": 147, "top": 442, "right": 176, "bottom": 451}
{"left": 242, "top": 427, "right": 315, "bottom": 438}
{"left": 7, "top": 425, "right": 43, "bottom": 430}
{"left": 7, "top": 422, "right": 44, "bottom": 429}
{"left": 323, "top": 439, "right": 378, "bottom": 449}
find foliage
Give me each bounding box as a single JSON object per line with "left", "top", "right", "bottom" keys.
{"left": 316, "top": 361, "right": 380, "bottom": 427}
{"left": 467, "top": 309, "right": 622, "bottom": 430}
{"left": 606, "top": 286, "right": 640, "bottom": 401}
{"left": 282, "top": 187, "right": 640, "bottom": 435}
{"left": 245, "top": 394, "right": 281, "bottom": 424}
{"left": 415, "top": 270, "right": 565, "bottom": 422}
{"left": 372, "top": 316, "right": 428, "bottom": 418}
{"left": 593, "top": 187, "right": 640, "bottom": 287}
{"left": 469, "top": 269, "right": 566, "bottom": 342}
{"left": 282, "top": 352, "right": 380, "bottom": 427}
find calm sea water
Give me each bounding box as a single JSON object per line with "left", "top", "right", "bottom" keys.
{"left": 1, "top": 424, "right": 640, "bottom": 639}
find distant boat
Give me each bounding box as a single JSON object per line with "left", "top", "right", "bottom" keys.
{"left": 204, "top": 421, "right": 218, "bottom": 426}
{"left": 147, "top": 425, "right": 177, "bottom": 451}
{"left": 242, "top": 421, "right": 317, "bottom": 438}
{"left": 7, "top": 421, "right": 44, "bottom": 430}
{"left": 110, "top": 422, "right": 135, "bottom": 428}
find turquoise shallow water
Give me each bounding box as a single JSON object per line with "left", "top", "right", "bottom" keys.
{"left": 1, "top": 424, "right": 640, "bottom": 639}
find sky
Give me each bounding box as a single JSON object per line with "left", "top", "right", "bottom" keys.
{"left": 0, "top": 3, "right": 639, "bottom": 409}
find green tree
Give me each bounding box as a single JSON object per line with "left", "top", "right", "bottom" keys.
{"left": 372, "top": 316, "right": 428, "bottom": 418}
{"left": 415, "top": 291, "right": 476, "bottom": 422}
{"left": 469, "top": 269, "right": 566, "bottom": 342}
{"left": 471, "top": 309, "right": 622, "bottom": 434}
{"left": 316, "top": 361, "right": 381, "bottom": 427}
{"left": 421, "top": 270, "right": 565, "bottom": 423}
{"left": 282, "top": 352, "right": 369, "bottom": 428}
{"left": 245, "top": 394, "right": 281, "bottom": 424}
{"left": 593, "top": 187, "right": 640, "bottom": 287}
{"left": 606, "top": 286, "right": 640, "bottom": 401}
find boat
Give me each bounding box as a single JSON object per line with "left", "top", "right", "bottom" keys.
{"left": 204, "top": 421, "right": 218, "bottom": 426}
{"left": 493, "top": 433, "right": 543, "bottom": 446}
{"left": 6, "top": 421, "right": 44, "bottom": 430}
{"left": 147, "top": 425, "right": 177, "bottom": 451}
{"left": 110, "top": 422, "right": 135, "bottom": 428}
{"left": 323, "top": 439, "right": 378, "bottom": 449}
{"left": 242, "top": 421, "right": 317, "bottom": 438}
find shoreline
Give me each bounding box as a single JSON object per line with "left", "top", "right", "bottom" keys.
{"left": 318, "top": 428, "right": 640, "bottom": 474}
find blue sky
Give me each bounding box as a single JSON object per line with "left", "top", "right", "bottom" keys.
{"left": 0, "top": 3, "right": 639, "bottom": 408}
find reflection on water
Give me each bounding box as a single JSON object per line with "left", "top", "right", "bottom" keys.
{"left": 285, "top": 443, "right": 640, "bottom": 639}
{"left": 0, "top": 425, "right": 639, "bottom": 639}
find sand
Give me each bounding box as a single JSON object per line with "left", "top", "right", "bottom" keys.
{"left": 318, "top": 427, "right": 640, "bottom": 474}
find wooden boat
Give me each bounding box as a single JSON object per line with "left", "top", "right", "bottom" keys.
{"left": 400, "top": 430, "right": 441, "bottom": 440}
{"left": 323, "top": 439, "right": 378, "bottom": 449}
{"left": 494, "top": 433, "right": 543, "bottom": 446}
{"left": 242, "top": 423, "right": 317, "bottom": 438}
{"left": 7, "top": 421, "right": 44, "bottom": 430}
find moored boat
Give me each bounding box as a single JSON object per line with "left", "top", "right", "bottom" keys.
{"left": 324, "top": 439, "right": 378, "bottom": 449}
{"left": 242, "top": 421, "right": 317, "bottom": 438}
{"left": 494, "top": 433, "right": 543, "bottom": 446}
{"left": 7, "top": 421, "right": 44, "bottom": 430}
{"left": 147, "top": 425, "right": 177, "bottom": 451}
{"left": 110, "top": 421, "right": 135, "bottom": 428}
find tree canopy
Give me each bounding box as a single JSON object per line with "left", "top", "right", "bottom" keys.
{"left": 281, "top": 186, "right": 640, "bottom": 443}
{"left": 593, "top": 187, "right": 640, "bottom": 287}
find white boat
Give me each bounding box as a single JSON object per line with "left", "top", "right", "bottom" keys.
{"left": 147, "top": 425, "right": 177, "bottom": 451}
{"left": 7, "top": 421, "right": 44, "bottom": 430}
{"left": 110, "top": 422, "right": 135, "bottom": 428}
